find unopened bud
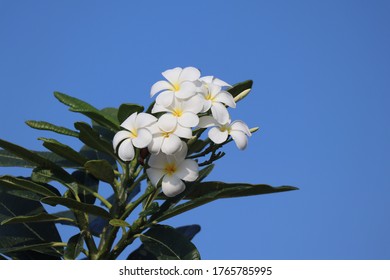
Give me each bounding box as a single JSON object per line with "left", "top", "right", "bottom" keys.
{"left": 233, "top": 88, "right": 251, "bottom": 102}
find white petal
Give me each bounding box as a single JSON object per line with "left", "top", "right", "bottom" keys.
{"left": 231, "top": 121, "right": 251, "bottom": 136}
{"left": 148, "top": 151, "right": 167, "bottom": 168}
{"left": 156, "top": 90, "right": 174, "bottom": 107}
{"left": 146, "top": 168, "right": 165, "bottom": 187}
{"left": 120, "top": 112, "right": 137, "bottom": 131}
{"left": 175, "top": 159, "right": 199, "bottom": 182}
{"left": 162, "top": 67, "right": 182, "bottom": 85}
{"left": 171, "top": 143, "right": 188, "bottom": 163}
{"left": 158, "top": 113, "right": 177, "bottom": 132}
{"left": 213, "top": 77, "right": 231, "bottom": 87}
{"left": 113, "top": 130, "right": 130, "bottom": 150}
{"left": 148, "top": 135, "right": 164, "bottom": 154}
{"left": 230, "top": 130, "right": 248, "bottom": 150}
{"left": 202, "top": 99, "right": 212, "bottom": 112}
{"left": 162, "top": 175, "right": 186, "bottom": 197}
{"left": 150, "top": 80, "right": 172, "bottom": 97}
{"left": 208, "top": 84, "right": 222, "bottom": 97}
{"left": 198, "top": 116, "right": 218, "bottom": 128}
{"left": 178, "top": 112, "right": 199, "bottom": 128}
{"left": 178, "top": 67, "right": 201, "bottom": 82}
{"left": 132, "top": 128, "right": 152, "bottom": 148}
{"left": 208, "top": 127, "right": 228, "bottom": 144}
{"left": 175, "top": 81, "right": 196, "bottom": 99}
{"left": 135, "top": 113, "right": 157, "bottom": 128}
{"left": 118, "top": 138, "right": 135, "bottom": 161}
{"left": 199, "top": 76, "right": 213, "bottom": 84}
{"left": 215, "top": 91, "right": 236, "bottom": 108}
{"left": 161, "top": 134, "right": 182, "bottom": 155}
{"left": 211, "top": 103, "right": 230, "bottom": 124}
{"left": 151, "top": 103, "right": 170, "bottom": 114}
{"left": 181, "top": 95, "right": 204, "bottom": 114}
{"left": 174, "top": 125, "right": 192, "bottom": 139}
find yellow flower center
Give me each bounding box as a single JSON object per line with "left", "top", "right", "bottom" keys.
{"left": 129, "top": 129, "right": 138, "bottom": 138}
{"left": 172, "top": 83, "right": 180, "bottom": 92}
{"left": 164, "top": 163, "right": 177, "bottom": 175}
{"left": 162, "top": 131, "right": 172, "bottom": 138}
{"left": 205, "top": 91, "right": 215, "bottom": 102}
{"left": 172, "top": 108, "right": 183, "bottom": 117}
{"left": 220, "top": 125, "right": 231, "bottom": 133}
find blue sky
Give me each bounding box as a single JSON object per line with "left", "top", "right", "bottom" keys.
{"left": 1, "top": 0, "right": 389, "bottom": 259}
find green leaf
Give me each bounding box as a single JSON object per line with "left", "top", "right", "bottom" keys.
{"left": 139, "top": 225, "right": 200, "bottom": 260}
{"left": 0, "top": 190, "right": 62, "bottom": 259}
{"left": 80, "top": 145, "right": 117, "bottom": 169}
{"left": 64, "top": 233, "right": 84, "bottom": 260}
{"left": 84, "top": 160, "right": 115, "bottom": 184}
{"left": 109, "top": 219, "right": 130, "bottom": 228}
{"left": 188, "top": 139, "right": 209, "bottom": 155}
{"left": 1, "top": 213, "right": 75, "bottom": 225}
{"left": 157, "top": 183, "right": 298, "bottom": 222}
{"left": 25, "top": 120, "right": 79, "bottom": 137}
{"left": 0, "top": 176, "right": 60, "bottom": 197}
{"left": 74, "top": 122, "right": 114, "bottom": 157}
{"left": 228, "top": 80, "right": 253, "bottom": 99}
{"left": 41, "top": 197, "right": 111, "bottom": 219}
{"left": 71, "top": 170, "right": 99, "bottom": 204}
{"left": 118, "top": 103, "right": 144, "bottom": 124}
{"left": 54, "top": 91, "right": 120, "bottom": 131}
{"left": 39, "top": 138, "right": 88, "bottom": 166}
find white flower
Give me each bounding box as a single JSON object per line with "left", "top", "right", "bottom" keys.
{"left": 148, "top": 114, "right": 192, "bottom": 155}
{"left": 198, "top": 116, "right": 251, "bottom": 150}
{"left": 198, "top": 77, "right": 236, "bottom": 124}
{"left": 113, "top": 112, "right": 157, "bottom": 161}
{"left": 150, "top": 67, "right": 201, "bottom": 107}
{"left": 146, "top": 144, "right": 198, "bottom": 197}
{"left": 151, "top": 96, "right": 203, "bottom": 128}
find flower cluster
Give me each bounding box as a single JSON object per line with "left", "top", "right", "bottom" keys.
{"left": 113, "top": 67, "right": 252, "bottom": 197}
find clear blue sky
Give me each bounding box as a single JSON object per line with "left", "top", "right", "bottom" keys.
{"left": 1, "top": 0, "right": 389, "bottom": 259}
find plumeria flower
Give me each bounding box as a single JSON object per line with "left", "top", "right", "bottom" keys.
{"left": 198, "top": 116, "right": 252, "bottom": 150}
{"left": 148, "top": 114, "right": 192, "bottom": 155}
{"left": 198, "top": 78, "right": 236, "bottom": 124}
{"left": 113, "top": 112, "right": 157, "bottom": 161}
{"left": 150, "top": 67, "right": 201, "bottom": 107}
{"left": 146, "top": 144, "right": 198, "bottom": 197}
{"left": 151, "top": 96, "right": 203, "bottom": 128}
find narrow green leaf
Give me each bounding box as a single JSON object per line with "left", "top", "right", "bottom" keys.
{"left": 25, "top": 120, "right": 79, "bottom": 137}
{"left": 0, "top": 176, "right": 60, "bottom": 197}
{"left": 1, "top": 213, "right": 75, "bottom": 225}
{"left": 157, "top": 183, "right": 298, "bottom": 222}
{"left": 118, "top": 103, "right": 144, "bottom": 124}
{"left": 54, "top": 91, "right": 120, "bottom": 130}
{"left": 140, "top": 225, "right": 200, "bottom": 260}
{"left": 0, "top": 149, "right": 78, "bottom": 168}
{"left": 188, "top": 139, "right": 209, "bottom": 155}
{"left": 74, "top": 122, "right": 114, "bottom": 157}
{"left": 39, "top": 137, "right": 88, "bottom": 166}
{"left": 41, "top": 197, "right": 111, "bottom": 219}
{"left": 0, "top": 139, "right": 76, "bottom": 187}
{"left": 80, "top": 145, "right": 117, "bottom": 169}
{"left": 139, "top": 202, "right": 159, "bottom": 217}
{"left": 84, "top": 160, "right": 115, "bottom": 184}
{"left": 109, "top": 219, "right": 130, "bottom": 228}
{"left": 0, "top": 242, "right": 65, "bottom": 254}
{"left": 228, "top": 80, "right": 253, "bottom": 99}
{"left": 185, "top": 182, "right": 298, "bottom": 199}
{"left": 64, "top": 234, "right": 84, "bottom": 260}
